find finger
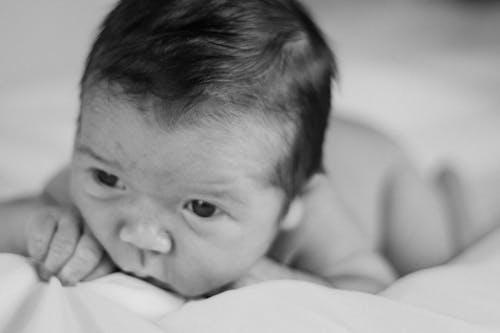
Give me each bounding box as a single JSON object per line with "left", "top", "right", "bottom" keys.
{"left": 27, "top": 212, "right": 57, "bottom": 263}
{"left": 58, "top": 231, "right": 104, "bottom": 285}
{"left": 82, "top": 254, "right": 117, "bottom": 282}
{"left": 40, "top": 213, "right": 80, "bottom": 280}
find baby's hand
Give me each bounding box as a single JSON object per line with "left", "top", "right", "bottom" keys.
{"left": 25, "top": 205, "right": 115, "bottom": 285}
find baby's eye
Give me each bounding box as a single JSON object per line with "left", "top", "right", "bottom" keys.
{"left": 185, "top": 200, "right": 220, "bottom": 218}
{"left": 92, "top": 169, "right": 124, "bottom": 189}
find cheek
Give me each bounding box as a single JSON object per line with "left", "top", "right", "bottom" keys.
{"left": 173, "top": 247, "right": 253, "bottom": 296}
{"left": 205, "top": 226, "right": 276, "bottom": 273}
{"left": 245, "top": 211, "right": 281, "bottom": 253}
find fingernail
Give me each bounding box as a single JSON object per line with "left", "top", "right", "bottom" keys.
{"left": 58, "top": 268, "right": 75, "bottom": 286}
{"left": 38, "top": 265, "right": 52, "bottom": 281}
{"left": 59, "top": 276, "right": 76, "bottom": 286}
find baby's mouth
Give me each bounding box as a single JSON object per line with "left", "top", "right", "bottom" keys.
{"left": 142, "top": 275, "right": 222, "bottom": 300}
{"left": 142, "top": 275, "right": 176, "bottom": 293}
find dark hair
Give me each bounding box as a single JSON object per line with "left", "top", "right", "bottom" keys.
{"left": 81, "top": 0, "right": 336, "bottom": 200}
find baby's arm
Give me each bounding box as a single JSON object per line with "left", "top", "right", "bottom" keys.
{"left": 0, "top": 169, "right": 114, "bottom": 284}
{"left": 324, "top": 118, "right": 457, "bottom": 275}
{"left": 381, "top": 156, "right": 456, "bottom": 274}
{"left": 233, "top": 174, "right": 396, "bottom": 293}
{"left": 288, "top": 174, "right": 396, "bottom": 293}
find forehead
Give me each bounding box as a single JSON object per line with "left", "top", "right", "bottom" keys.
{"left": 77, "top": 86, "right": 286, "bottom": 188}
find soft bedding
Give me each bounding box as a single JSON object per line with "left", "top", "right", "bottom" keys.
{"left": 1, "top": 227, "right": 500, "bottom": 332}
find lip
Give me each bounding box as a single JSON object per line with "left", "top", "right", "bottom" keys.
{"left": 137, "top": 252, "right": 179, "bottom": 293}
{"left": 139, "top": 249, "right": 146, "bottom": 268}
{"left": 142, "top": 275, "right": 176, "bottom": 293}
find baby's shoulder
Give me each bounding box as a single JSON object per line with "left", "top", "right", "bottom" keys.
{"left": 323, "top": 117, "right": 412, "bottom": 203}
{"left": 324, "top": 117, "right": 408, "bottom": 179}
{"left": 322, "top": 117, "right": 416, "bottom": 245}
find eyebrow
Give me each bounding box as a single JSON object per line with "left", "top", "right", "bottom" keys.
{"left": 187, "top": 183, "right": 247, "bottom": 206}
{"left": 75, "top": 143, "right": 123, "bottom": 170}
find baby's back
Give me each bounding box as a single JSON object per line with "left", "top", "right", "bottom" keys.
{"left": 322, "top": 117, "right": 457, "bottom": 275}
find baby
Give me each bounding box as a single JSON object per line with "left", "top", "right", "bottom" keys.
{"left": 0, "top": 0, "right": 458, "bottom": 298}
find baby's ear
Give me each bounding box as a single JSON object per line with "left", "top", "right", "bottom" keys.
{"left": 280, "top": 197, "right": 304, "bottom": 231}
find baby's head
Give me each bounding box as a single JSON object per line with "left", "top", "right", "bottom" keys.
{"left": 70, "top": 0, "right": 335, "bottom": 297}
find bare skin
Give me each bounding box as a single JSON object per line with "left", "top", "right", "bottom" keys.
{"left": 0, "top": 110, "right": 463, "bottom": 296}
{"left": 0, "top": 195, "right": 115, "bottom": 284}
{"left": 323, "top": 117, "right": 458, "bottom": 275}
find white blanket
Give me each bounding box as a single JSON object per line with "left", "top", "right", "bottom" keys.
{"left": 2, "top": 228, "right": 500, "bottom": 332}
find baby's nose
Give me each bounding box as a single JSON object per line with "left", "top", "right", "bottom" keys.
{"left": 119, "top": 223, "right": 172, "bottom": 253}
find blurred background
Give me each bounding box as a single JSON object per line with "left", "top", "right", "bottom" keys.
{"left": 1, "top": 0, "right": 499, "bottom": 225}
